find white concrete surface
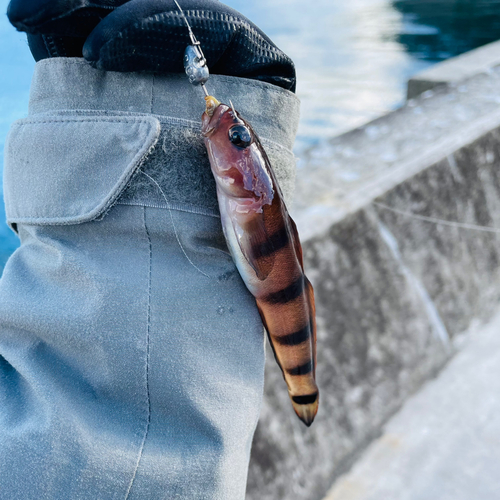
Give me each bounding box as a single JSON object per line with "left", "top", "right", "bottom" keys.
{"left": 324, "top": 309, "right": 500, "bottom": 500}
{"left": 408, "top": 39, "right": 500, "bottom": 98}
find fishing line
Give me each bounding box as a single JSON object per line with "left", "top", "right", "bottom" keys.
{"left": 139, "top": 169, "right": 212, "bottom": 279}
{"left": 373, "top": 201, "right": 500, "bottom": 234}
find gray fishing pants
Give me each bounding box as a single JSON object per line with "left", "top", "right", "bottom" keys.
{"left": 0, "top": 58, "right": 300, "bottom": 499}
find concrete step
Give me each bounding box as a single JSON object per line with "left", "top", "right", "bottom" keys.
{"left": 324, "top": 308, "right": 500, "bottom": 500}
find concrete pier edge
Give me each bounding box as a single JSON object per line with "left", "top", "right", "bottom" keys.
{"left": 246, "top": 40, "right": 500, "bottom": 500}
{"left": 407, "top": 39, "right": 500, "bottom": 99}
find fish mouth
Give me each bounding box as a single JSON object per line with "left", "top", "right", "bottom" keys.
{"left": 205, "top": 95, "right": 220, "bottom": 117}
{"left": 201, "top": 96, "right": 227, "bottom": 137}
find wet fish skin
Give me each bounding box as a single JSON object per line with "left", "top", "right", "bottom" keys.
{"left": 201, "top": 99, "right": 319, "bottom": 426}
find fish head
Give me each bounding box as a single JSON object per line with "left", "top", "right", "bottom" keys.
{"left": 201, "top": 97, "right": 273, "bottom": 209}
{"left": 201, "top": 96, "right": 253, "bottom": 152}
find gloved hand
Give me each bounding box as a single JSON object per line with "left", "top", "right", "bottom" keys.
{"left": 7, "top": 0, "right": 296, "bottom": 91}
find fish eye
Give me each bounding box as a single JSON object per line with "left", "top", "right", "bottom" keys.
{"left": 228, "top": 125, "right": 252, "bottom": 148}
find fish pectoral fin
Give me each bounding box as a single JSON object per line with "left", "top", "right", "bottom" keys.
{"left": 232, "top": 215, "right": 275, "bottom": 281}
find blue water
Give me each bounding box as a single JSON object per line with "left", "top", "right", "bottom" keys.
{"left": 0, "top": 1, "right": 34, "bottom": 269}
{"left": 1, "top": 0, "right": 500, "bottom": 271}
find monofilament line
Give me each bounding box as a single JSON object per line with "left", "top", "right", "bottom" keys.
{"left": 140, "top": 169, "right": 211, "bottom": 279}
{"left": 373, "top": 201, "right": 500, "bottom": 234}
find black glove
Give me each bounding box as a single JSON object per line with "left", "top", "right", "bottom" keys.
{"left": 7, "top": 0, "right": 296, "bottom": 91}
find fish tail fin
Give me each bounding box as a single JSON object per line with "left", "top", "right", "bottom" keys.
{"left": 291, "top": 392, "right": 319, "bottom": 427}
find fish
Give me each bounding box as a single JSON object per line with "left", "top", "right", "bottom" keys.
{"left": 201, "top": 96, "right": 319, "bottom": 426}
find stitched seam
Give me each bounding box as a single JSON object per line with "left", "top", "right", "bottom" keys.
{"left": 31, "top": 110, "right": 202, "bottom": 130}
{"left": 11, "top": 118, "right": 152, "bottom": 126}
{"left": 29, "top": 110, "right": 294, "bottom": 148}
{"left": 22, "top": 112, "right": 295, "bottom": 152}
{"left": 116, "top": 201, "right": 220, "bottom": 218}
{"left": 125, "top": 206, "right": 153, "bottom": 500}
{"left": 13, "top": 117, "right": 294, "bottom": 154}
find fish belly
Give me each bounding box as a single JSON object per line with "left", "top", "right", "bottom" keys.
{"left": 217, "top": 189, "right": 319, "bottom": 426}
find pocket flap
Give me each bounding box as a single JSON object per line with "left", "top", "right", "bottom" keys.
{"left": 3, "top": 115, "right": 160, "bottom": 227}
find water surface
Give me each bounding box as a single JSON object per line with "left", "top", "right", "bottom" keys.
{"left": 1, "top": 0, "right": 500, "bottom": 269}
{"left": 0, "top": 1, "right": 34, "bottom": 269}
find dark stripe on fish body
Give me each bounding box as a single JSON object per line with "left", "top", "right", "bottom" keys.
{"left": 292, "top": 393, "right": 318, "bottom": 405}
{"left": 275, "top": 320, "right": 312, "bottom": 346}
{"left": 266, "top": 275, "right": 304, "bottom": 304}
{"left": 251, "top": 224, "right": 289, "bottom": 260}
{"left": 287, "top": 359, "right": 313, "bottom": 376}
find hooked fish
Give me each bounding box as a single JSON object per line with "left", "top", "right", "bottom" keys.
{"left": 202, "top": 96, "right": 319, "bottom": 426}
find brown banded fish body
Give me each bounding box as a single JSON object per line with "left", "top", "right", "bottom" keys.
{"left": 201, "top": 96, "right": 319, "bottom": 426}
